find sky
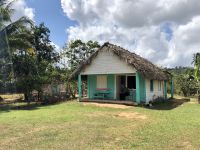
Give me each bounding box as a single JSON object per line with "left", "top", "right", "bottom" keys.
{"left": 12, "top": 0, "right": 200, "bottom": 67}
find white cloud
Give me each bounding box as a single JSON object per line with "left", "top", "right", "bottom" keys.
{"left": 61, "top": 0, "right": 200, "bottom": 67}
{"left": 11, "top": 0, "right": 35, "bottom": 22}
{"left": 51, "top": 42, "right": 60, "bottom": 52}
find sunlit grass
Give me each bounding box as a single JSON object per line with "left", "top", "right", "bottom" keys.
{"left": 0, "top": 94, "right": 23, "bottom": 101}
{"left": 0, "top": 97, "right": 200, "bottom": 150}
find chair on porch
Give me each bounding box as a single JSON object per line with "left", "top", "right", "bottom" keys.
{"left": 125, "top": 89, "right": 136, "bottom": 101}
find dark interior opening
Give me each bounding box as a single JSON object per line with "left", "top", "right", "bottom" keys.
{"left": 120, "top": 76, "right": 126, "bottom": 86}
{"left": 127, "top": 76, "right": 136, "bottom": 89}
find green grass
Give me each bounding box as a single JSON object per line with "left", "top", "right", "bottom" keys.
{"left": 0, "top": 98, "right": 200, "bottom": 150}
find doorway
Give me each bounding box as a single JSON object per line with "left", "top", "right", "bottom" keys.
{"left": 116, "top": 75, "right": 136, "bottom": 100}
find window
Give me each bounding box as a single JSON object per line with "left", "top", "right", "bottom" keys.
{"left": 97, "top": 75, "right": 107, "bottom": 88}
{"left": 150, "top": 79, "right": 154, "bottom": 92}
{"left": 127, "top": 76, "right": 136, "bottom": 89}
{"left": 158, "top": 81, "right": 162, "bottom": 91}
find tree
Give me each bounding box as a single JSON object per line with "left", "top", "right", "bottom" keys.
{"left": 32, "top": 23, "right": 59, "bottom": 100}
{"left": 0, "top": 0, "right": 33, "bottom": 50}
{"left": 13, "top": 23, "right": 59, "bottom": 101}
{"left": 175, "top": 74, "right": 197, "bottom": 97}
{"left": 192, "top": 53, "right": 200, "bottom": 101}
{"left": 64, "top": 40, "right": 100, "bottom": 71}
{"left": 62, "top": 40, "right": 100, "bottom": 98}
{"left": 0, "top": 0, "right": 33, "bottom": 94}
{"left": 167, "top": 67, "right": 197, "bottom": 97}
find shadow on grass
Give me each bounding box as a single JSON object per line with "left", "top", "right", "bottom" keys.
{"left": 0, "top": 102, "right": 42, "bottom": 112}
{"left": 0, "top": 98, "right": 75, "bottom": 113}
{"left": 147, "top": 98, "right": 190, "bottom": 110}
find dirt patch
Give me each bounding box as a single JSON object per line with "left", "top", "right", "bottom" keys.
{"left": 82, "top": 102, "right": 131, "bottom": 109}
{"left": 115, "top": 112, "right": 147, "bottom": 120}
{"left": 176, "top": 141, "right": 193, "bottom": 149}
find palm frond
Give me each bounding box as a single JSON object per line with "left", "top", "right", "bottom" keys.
{"left": 0, "top": 16, "right": 34, "bottom": 35}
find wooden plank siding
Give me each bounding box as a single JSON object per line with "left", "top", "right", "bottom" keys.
{"left": 80, "top": 48, "right": 136, "bottom": 75}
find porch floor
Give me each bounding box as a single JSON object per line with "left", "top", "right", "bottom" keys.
{"left": 80, "top": 98, "right": 137, "bottom": 106}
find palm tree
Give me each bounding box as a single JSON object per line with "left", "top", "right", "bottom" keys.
{"left": 192, "top": 53, "right": 200, "bottom": 101}
{"left": 0, "top": 0, "right": 33, "bottom": 51}
{"left": 0, "top": 0, "right": 33, "bottom": 96}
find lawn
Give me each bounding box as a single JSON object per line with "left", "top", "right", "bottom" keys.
{"left": 0, "top": 98, "right": 200, "bottom": 150}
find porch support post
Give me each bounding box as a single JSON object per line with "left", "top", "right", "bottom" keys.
{"left": 78, "top": 74, "right": 82, "bottom": 101}
{"left": 164, "top": 80, "right": 167, "bottom": 99}
{"left": 136, "top": 72, "right": 140, "bottom": 104}
{"left": 170, "top": 77, "right": 174, "bottom": 99}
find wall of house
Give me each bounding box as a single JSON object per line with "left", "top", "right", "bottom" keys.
{"left": 138, "top": 74, "right": 146, "bottom": 103}
{"left": 87, "top": 75, "right": 96, "bottom": 99}
{"left": 81, "top": 48, "right": 136, "bottom": 75}
{"left": 87, "top": 74, "right": 115, "bottom": 99}
{"left": 136, "top": 72, "right": 146, "bottom": 103}
{"left": 145, "top": 79, "right": 164, "bottom": 103}
{"left": 107, "top": 74, "right": 115, "bottom": 99}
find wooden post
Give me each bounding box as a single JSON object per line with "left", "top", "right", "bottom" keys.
{"left": 78, "top": 74, "right": 82, "bottom": 101}
{"left": 164, "top": 80, "right": 167, "bottom": 99}
{"left": 170, "top": 77, "right": 174, "bottom": 99}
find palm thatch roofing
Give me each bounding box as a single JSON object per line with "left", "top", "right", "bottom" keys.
{"left": 71, "top": 42, "right": 169, "bottom": 80}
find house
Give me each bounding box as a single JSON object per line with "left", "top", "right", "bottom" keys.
{"left": 71, "top": 42, "right": 173, "bottom": 104}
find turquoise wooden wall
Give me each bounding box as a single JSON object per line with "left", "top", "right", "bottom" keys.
{"left": 140, "top": 75, "right": 146, "bottom": 102}
{"left": 164, "top": 80, "right": 167, "bottom": 99}
{"left": 87, "top": 73, "right": 146, "bottom": 102}
{"left": 170, "top": 77, "right": 174, "bottom": 99}
{"left": 78, "top": 75, "right": 82, "bottom": 100}
{"left": 107, "top": 74, "right": 115, "bottom": 99}
{"left": 87, "top": 74, "right": 115, "bottom": 99}
{"left": 136, "top": 72, "right": 146, "bottom": 103}
{"left": 87, "top": 75, "right": 96, "bottom": 99}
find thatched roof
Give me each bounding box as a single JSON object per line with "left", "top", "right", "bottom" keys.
{"left": 71, "top": 42, "right": 169, "bottom": 80}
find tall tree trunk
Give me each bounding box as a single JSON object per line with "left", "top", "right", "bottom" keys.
{"left": 24, "top": 89, "right": 31, "bottom": 104}
{"left": 69, "top": 85, "right": 76, "bottom": 98}
{"left": 24, "top": 92, "right": 29, "bottom": 102}
{"left": 38, "top": 89, "right": 43, "bottom": 101}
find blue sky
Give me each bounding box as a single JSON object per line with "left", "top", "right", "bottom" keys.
{"left": 19, "top": 0, "right": 200, "bottom": 67}
{"left": 26, "top": 0, "right": 76, "bottom": 48}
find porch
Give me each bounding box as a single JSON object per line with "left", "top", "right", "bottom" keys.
{"left": 78, "top": 72, "right": 150, "bottom": 104}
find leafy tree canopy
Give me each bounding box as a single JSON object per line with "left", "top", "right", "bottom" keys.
{"left": 63, "top": 40, "right": 100, "bottom": 71}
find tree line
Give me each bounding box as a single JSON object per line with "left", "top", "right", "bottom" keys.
{"left": 167, "top": 55, "right": 200, "bottom": 101}
{"left": 0, "top": 0, "right": 100, "bottom": 102}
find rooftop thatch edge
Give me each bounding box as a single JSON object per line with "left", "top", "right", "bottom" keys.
{"left": 71, "top": 42, "right": 169, "bottom": 80}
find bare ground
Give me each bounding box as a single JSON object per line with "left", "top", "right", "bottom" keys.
{"left": 82, "top": 102, "right": 132, "bottom": 109}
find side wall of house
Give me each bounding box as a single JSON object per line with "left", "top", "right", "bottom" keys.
{"left": 145, "top": 79, "right": 164, "bottom": 103}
